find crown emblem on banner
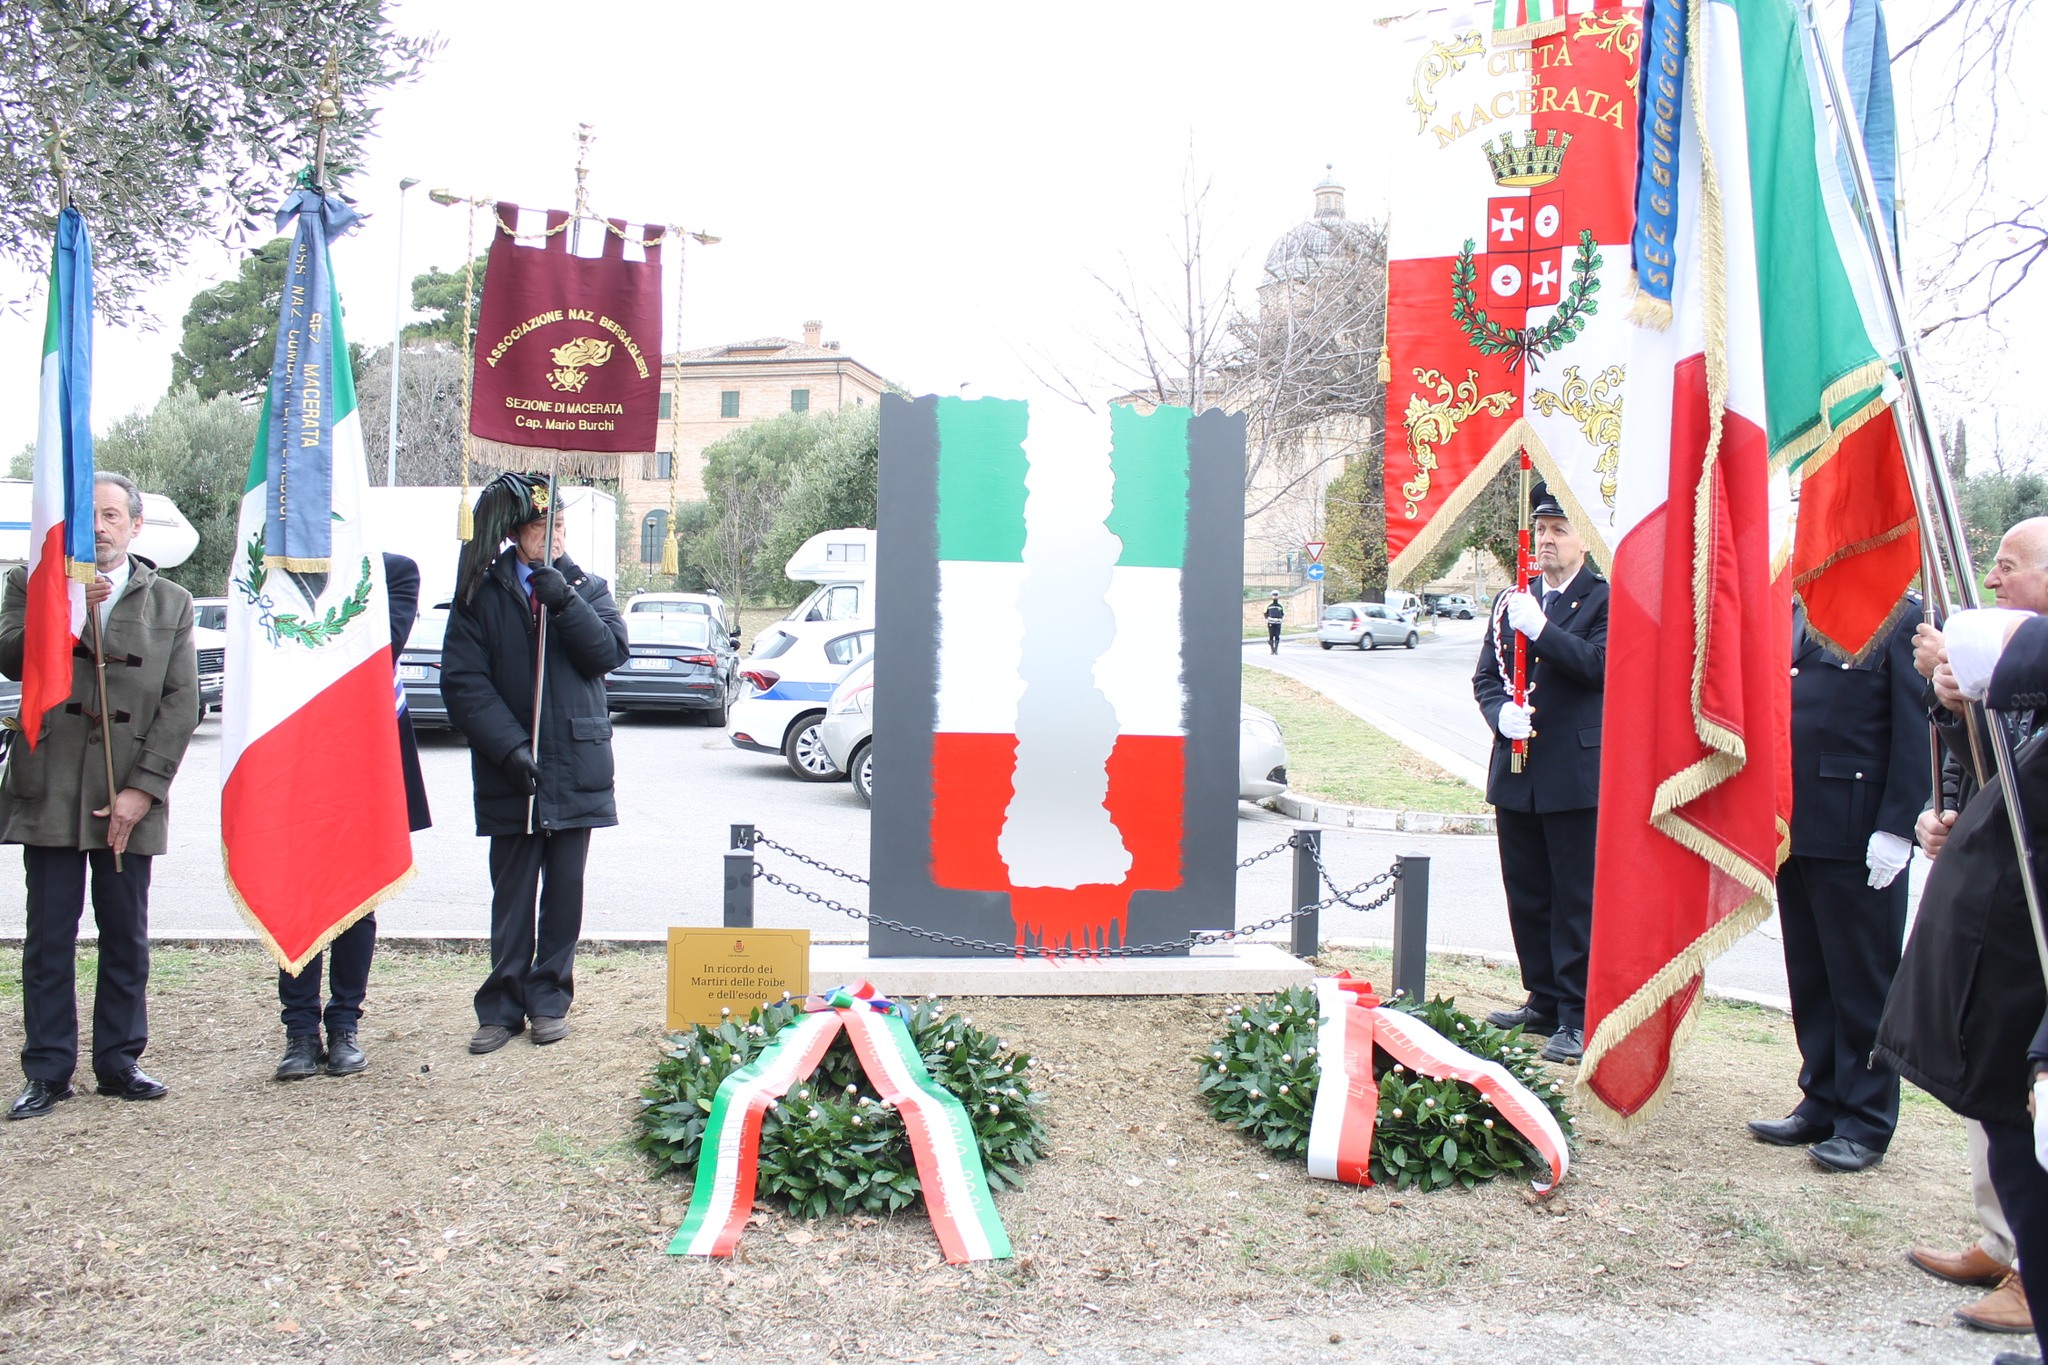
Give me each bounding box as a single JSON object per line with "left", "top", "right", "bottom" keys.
{"left": 1483, "top": 130, "right": 1573, "bottom": 188}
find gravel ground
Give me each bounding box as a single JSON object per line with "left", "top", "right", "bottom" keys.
{"left": 0, "top": 944, "right": 2018, "bottom": 1365}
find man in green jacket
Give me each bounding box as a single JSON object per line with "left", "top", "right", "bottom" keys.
{"left": 1, "top": 472, "right": 200, "bottom": 1119}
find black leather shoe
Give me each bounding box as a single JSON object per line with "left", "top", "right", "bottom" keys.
{"left": 7, "top": 1078, "right": 74, "bottom": 1120}
{"left": 1486, "top": 1004, "right": 1560, "bottom": 1034}
{"left": 274, "top": 1035, "right": 323, "bottom": 1081}
{"left": 95, "top": 1066, "right": 167, "bottom": 1101}
{"left": 1540, "top": 1027, "right": 1584, "bottom": 1063}
{"left": 1810, "top": 1135, "right": 1884, "bottom": 1172}
{"left": 324, "top": 1031, "right": 367, "bottom": 1077}
{"left": 1747, "top": 1114, "right": 1832, "bottom": 1146}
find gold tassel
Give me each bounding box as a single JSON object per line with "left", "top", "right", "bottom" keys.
{"left": 457, "top": 496, "right": 474, "bottom": 542}
{"left": 660, "top": 532, "right": 679, "bottom": 575}
{"left": 1377, "top": 346, "right": 1392, "bottom": 385}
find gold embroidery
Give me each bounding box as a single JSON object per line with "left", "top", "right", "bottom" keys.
{"left": 1575, "top": 12, "right": 1644, "bottom": 92}
{"left": 1409, "top": 32, "right": 1487, "bottom": 135}
{"left": 1402, "top": 368, "right": 1515, "bottom": 517}
{"left": 546, "top": 336, "right": 616, "bottom": 393}
{"left": 1529, "top": 364, "right": 1626, "bottom": 513}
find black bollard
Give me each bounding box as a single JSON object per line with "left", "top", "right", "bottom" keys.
{"left": 1392, "top": 854, "right": 1430, "bottom": 1001}
{"left": 724, "top": 847, "right": 755, "bottom": 929}
{"left": 1291, "top": 827, "right": 1321, "bottom": 959}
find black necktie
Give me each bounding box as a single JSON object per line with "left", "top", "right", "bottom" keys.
{"left": 1542, "top": 588, "right": 1559, "bottom": 615}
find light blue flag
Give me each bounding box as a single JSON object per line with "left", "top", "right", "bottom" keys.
{"left": 1842, "top": 0, "right": 1898, "bottom": 255}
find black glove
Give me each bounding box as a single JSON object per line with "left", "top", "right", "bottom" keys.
{"left": 527, "top": 565, "right": 574, "bottom": 612}
{"left": 502, "top": 744, "right": 541, "bottom": 795}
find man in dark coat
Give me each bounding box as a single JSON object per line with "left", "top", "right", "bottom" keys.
{"left": 1878, "top": 606, "right": 2048, "bottom": 1365}
{"left": 1471, "top": 482, "right": 1608, "bottom": 1064}
{"left": 273, "top": 552, "right": 433, "bottom": 1080}
{"left": 1746, "top": 601, "right": 1928, "bottom": 1172}
{"left": 1264, "top": 593, "right": 1285, "bottom": 654}
{"left": 441, "top": 473, "right": 627, "bottom": 1055}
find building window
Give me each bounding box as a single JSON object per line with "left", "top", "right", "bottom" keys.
{"left": 640, "top": 509, "right": 670, "bottom": 565}
{"left": 790, "top": 388, "right": 810, "bottom": 413}
{"left": 720, "top": 390, "right": 740, "bottom": 418}
{"left": 658, "top": 392, "right": 672, "bottom": 420}
{"left": 641, "top": 452, "right": 676, "bottom": 480}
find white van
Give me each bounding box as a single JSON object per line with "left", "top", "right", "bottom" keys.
{"left": 763, "top": 527, "right": 874, "bottom": 648}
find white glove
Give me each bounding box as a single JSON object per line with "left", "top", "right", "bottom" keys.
{"left": 1504, "top": 590, "right": 1548, "bottom": 641}
{"left": 1866, "top": 830, "right": 1912, "bottom": 889}
{"left": 2035, "top": 1074, "right": 2048, "bottom": 1174}
{"left": 1944, "top": 607, "right": 2034, "bottom": 701}
{"left": 1497, "top": 700, "right": 1533, "bottom": 740}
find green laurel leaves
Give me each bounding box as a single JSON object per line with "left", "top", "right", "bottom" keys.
{"left": 1450, "top": 230, "right": 1605, "bottom": 373}
{"left": 232, "top": 533, "right": 374, "bottom": 648}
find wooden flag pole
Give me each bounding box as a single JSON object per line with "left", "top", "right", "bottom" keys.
{"left": 88, "top": 600, "right": 121, "bottom": 874}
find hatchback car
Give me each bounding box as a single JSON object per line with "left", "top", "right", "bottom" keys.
{"left": 729, "top": 623, "right": 876, "bottom": 780}
{"left": 1318, "top": 603, "right": 1419, "bottom": 650}
{"left": 624, "top": 592, "right": 738, "bottom": 645}
{"left": 1433, "top": 594, "right": 1479, "bottom": 620}
{"left": 397, "top": 605, "right": 453, "bottom": 729}
{"left": 817, "top": 656, "right": 875, "bottom": 804}
{"left": 603, "top": 613, "right": 739, "bottom": 722}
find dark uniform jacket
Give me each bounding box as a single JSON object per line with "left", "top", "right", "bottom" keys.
{"left": 1472, "top": 562, "right": 1609, "bottom": 813}
{"left": 1787, "top": 604, "right": 1929, "bottom": 861}
{"left": 1875, "top": 614, "right": 2048, "bottom": 1125}
{"left": 0, "top": 555, "right": 199, "bottom": 856}
{"left": 384, "top": 553, "right": 432, "bottom": 833}
{"left": 441, "top": 548, "right": 627, "bottom": 836}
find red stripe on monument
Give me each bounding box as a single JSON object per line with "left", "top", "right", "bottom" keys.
{"left": 223, "top": 649, "right": 413, "bottom": 966}
{"left": 19, "top": 522, "right": 74, "bottom": 749}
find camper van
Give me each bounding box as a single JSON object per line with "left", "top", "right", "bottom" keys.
{"left": 777, "top": 527, "right": 875, "bottom": 629}
{"left": 0, "top": 479, "right": 199, "bottom": 571}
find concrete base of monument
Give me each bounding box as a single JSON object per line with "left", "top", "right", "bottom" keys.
{"left": 810, "top": 940, "right": 1313, "bottom": 996}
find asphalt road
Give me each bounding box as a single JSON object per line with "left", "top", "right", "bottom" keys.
{"left": 0, "top": 684, "right": 1850, "bottom": 1007}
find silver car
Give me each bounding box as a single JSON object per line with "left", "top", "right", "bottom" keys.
{"left": 1317, "top": 602, "right": 1420, "bottom": 651}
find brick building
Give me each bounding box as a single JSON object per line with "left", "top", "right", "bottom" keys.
{"left": 622, "top": 321, "right": 893, "bottom": 565}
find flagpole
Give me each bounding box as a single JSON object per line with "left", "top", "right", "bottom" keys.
{"left": 1800, "top": 1, "right": 2048, "bottom": 987}
{"left": 87, "top": 603, "right": 121, "bottom": 874}
{"left": 1510, "top": 449, "right": 1533, "bottom": 773}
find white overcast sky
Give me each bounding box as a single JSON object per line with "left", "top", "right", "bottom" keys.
{"left": 0, "top": 0, "right": 2034, "bottom": 456}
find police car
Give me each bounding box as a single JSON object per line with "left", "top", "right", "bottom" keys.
{"left": 728, "top": 621, "right": 875, "bottom": 780}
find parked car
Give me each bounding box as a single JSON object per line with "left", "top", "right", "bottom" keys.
{"left": 624, "top": 592, "right": 738, "bottom": 644}
{"left": 194, "top": 621, "right": 225, "bottom": 713}
{"left": 192, "top": 596, "right": 228, "bottom": 632}
{"left": 729, "top": 623, "right": 876, "bottom": 780}
{"left": 603, "top": 612, "right": 739, "bottom": 722}
{"left": 397, "top": 604, "right": 453, "bottom": 729}
{"left": 817, "top": 654, "right": 1289, "bottom": 809}
{"left": 1434, "top": 594, "right": 1479, "bottom": 620}
{"left": 817, "top": 657, "right": 875, "bottom": 805}
{"left": 1318, "top": 603, "right": 1420, "bottom": 651}
{"left": 1383, "top": 588, "right": 1423, "bottom": 622}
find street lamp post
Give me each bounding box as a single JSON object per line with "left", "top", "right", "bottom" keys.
{"left": 386, "top": 176, "right": 421, "bottom": 487}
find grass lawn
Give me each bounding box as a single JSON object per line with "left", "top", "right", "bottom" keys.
{"left": 1243, "top": 665, "right": 1491, "bottom": 815}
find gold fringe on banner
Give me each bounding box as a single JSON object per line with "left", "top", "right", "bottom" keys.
{"left": 465, "top": 436, "right": 624, "bottom": 482}
{"left": 1626, "top": 270, "right": 1675, "bottom": 330}
{"left": 1492, "top": 15, "right": 1567, "bottom": 45}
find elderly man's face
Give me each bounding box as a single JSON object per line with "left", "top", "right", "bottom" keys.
{"left": 1987, "top": 526, "right": 2048, "bottom": 613}
{"left": 1533, "top": 514, "right": 1586, "bottom": 582}
{"left": 515, "top": 515, "right": 566, "bottom": 565}
{"left": 93, "top": 482, "right": 143, "bottom": 571}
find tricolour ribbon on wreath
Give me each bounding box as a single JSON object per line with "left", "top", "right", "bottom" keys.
{"left": 668, "top": 983, "right": 1012, "bottom": 1263}
{"left": 1306, "top": 974, "right": 1570, "bottom": 1193}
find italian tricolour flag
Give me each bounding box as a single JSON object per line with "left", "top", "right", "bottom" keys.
{"left": 222, "top": 195, "right": 414, "bottom": 974}
{"left": 1583, "top": 0, "right": 1896, "bottom": 1122}
{"left": 926, "top": 399, "right": 1188, "bottom": 953}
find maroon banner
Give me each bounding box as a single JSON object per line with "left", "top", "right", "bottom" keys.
{"left": 469, "top": 203, "right": 663, "bottom": 453}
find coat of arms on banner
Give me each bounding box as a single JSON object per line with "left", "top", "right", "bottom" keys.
{"left": 1384, "top": 3, "right": 1643, "bottom": 582}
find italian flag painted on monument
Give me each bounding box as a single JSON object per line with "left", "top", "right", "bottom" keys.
{"left": 1583, "top": 0, "right": 1895, "bottom": 1121}
{"left": 926, "top": 398, "right": 1188, "bottom": 954}
{"left": 222, "top": 198, "right": 414, "bottom": 974}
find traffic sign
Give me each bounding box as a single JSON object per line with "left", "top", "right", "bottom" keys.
{"left": 1305, "top": 563, "right": 1327, "bottom": 582}
{"left": 1304, "top": 541, "right": 1326, "bottom": 563}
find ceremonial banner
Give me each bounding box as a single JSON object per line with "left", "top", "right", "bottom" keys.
{"left": 1382, "top": 1, "right": 1644, "bottom": 583}
{"left": 19, "top": 207, "right": 97, "bottom": 749}
{"left": 223, "top": 191, "right": 415, "bottom": 974}
{"left": 468, "top": 204, "right": 664, "bottom": 466}
{"left": 1582, "top": 0, "right": 1805, "bottom": 1122}
{"left": 870, "top": 396, "right": 1244, "bottom": 956}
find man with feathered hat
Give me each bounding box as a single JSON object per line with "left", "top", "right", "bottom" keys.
{"left": 441, "top": 472, "right": 627, "bottom": 1054}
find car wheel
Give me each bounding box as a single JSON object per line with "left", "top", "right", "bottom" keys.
{"left": 1406, "top": 632, "right": 1419, "bottom": 649}
{"left": 1363, "top": 634, "right": 1377, "bottom": 650}
{"left": 784, "top": 714, "right": 842, "bottom": 781}
{"left": 1319, "top": 640, "right": 1332, "bottom": 651}
{"left": 703, "top": 697, "right": 727, "bottom": 727}
{"left": 850, "top": 740, "right": 873, "bottom": 806}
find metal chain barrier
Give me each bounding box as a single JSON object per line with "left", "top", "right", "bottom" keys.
{"left": 741, "top": 829, "right": 1395, "bottom": 959}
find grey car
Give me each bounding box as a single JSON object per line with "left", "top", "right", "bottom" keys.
{"left": 1317, "top": 602, "right": 1420, "bottom": 651}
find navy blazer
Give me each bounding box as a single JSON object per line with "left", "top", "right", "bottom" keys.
{"left": 1472, "top": 562, "right": 1608, "bottom": 813}
{"left": 1786, "top": 602, "right": 1928, "bottom": 861}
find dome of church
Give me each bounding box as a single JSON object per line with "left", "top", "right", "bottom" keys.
{"left": 1264, "top": 166, "right": 1372, "bottom": 283}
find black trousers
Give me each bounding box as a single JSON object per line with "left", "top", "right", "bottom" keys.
{"left": 20, "top": 846, "right": 152, "bottom": 1086}
{"left": 1983, "top": 1117, "right": 2048, "bottom": 1360}
{"left": 1494, "top": 806, "right": 1597, "bottom": 1030}
{"left": 1775, "top": 854, "right": 1907, "bottom": 1149}
{"left": 475, "top": 828, "right": 589, "bottom": 1028}
{"left": 276, "top": 914, "right": 377, "bottom": 1037}
{"left": 1267, "top": 622, "right": 1282, "bottom": 653}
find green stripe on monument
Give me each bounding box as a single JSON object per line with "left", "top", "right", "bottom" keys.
{"left": 1107, "top": 403, "right": 1189, "bottom": 569}
{"left": 935, "top": 396, "right": 1029, "bottom": 563}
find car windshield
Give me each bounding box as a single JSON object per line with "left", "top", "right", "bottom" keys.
{"left": 405, "top": 609, "right": 450, "bottom": 652}
{"left": 627, "top": 615, "right": 712, "bottom": 647}
{"left": 1323, "top": 608, "right": 1354, "bottom": 621}
{"left": 631, "top": 599, "right": 710, "bottom": 615}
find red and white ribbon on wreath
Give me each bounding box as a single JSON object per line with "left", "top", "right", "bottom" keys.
{"left": 1306, "top": 974, "right": 1570, "bottom": 1193}
{"left": 668, "top": 983, "right": 1012, "bottom": 1263}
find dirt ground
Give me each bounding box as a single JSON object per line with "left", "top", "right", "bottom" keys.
{"left": 0, "top": 943, "right": 2021, "bottom": 1364}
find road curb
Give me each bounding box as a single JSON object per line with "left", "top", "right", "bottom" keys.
{"left": 1273, "top": 791, "right": 1495, "bottom": 836}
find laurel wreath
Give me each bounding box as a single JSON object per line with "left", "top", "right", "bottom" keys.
{"left": 1451, "top": 231, "right": 1604, "bottom": 373}
{"left": 233, "top": 533, "right": 374, "bottom": 648}
{"left": 636, "top": 997, "right": 1047, "bottom": 1219}
{"left": 1197, "top": 987, "right": 1574, "bottom": 1191}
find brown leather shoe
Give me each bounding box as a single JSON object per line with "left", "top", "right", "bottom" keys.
{"left": 1908, "top": 1243, "right": 2014, "bottom": 1288}
{"left": 1957, "top": 1274, "right": 2035, "bottom": 1335}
